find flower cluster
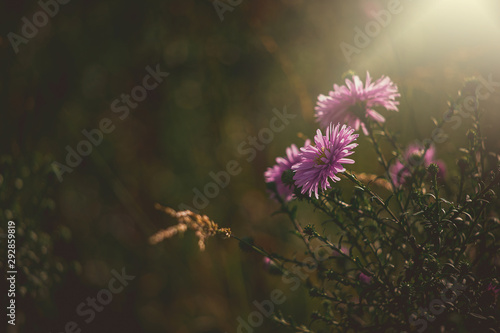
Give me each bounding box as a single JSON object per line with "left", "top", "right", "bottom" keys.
{"left": 265, "top": 123, "right": 358, "bottom": 200}
{"left": 258, "top": 73, "right": 500, "bottom": 332}
{"left": 315, "top": 72, "right": 400, "bottom": 135}
{"left": 265, "top": 72, "right": 400, "bottom": 200}
{"left": 389, "top": 143, "right": 446, "bottom": 187}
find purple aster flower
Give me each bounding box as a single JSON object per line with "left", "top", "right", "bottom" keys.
{"left": 315, "top": 72, "right": 400, "bottom": 135}
{"left": 263, "top": 257, "right": 273, "bottom": 268}
{"left": 435, "top": 160, "right": 447, "bottom": 181}
{"left": 262, "top": 257, "right": 281, "bottom": 275}
{"left": 405, "top": 144, "right": 436, "bottom": 167}
{"left": 390, "top": 143, "right": 446, "bottom": 187}
{"left": 359, "top": 272, "right": 372, "bottom": 284}
{"left": 265, "top": 140, "right": 311, "bottom": 202}
{"left": 487, "top": 284, "right": 500, "bottom": 297}
{"left": 332, "top": 245, "right": 349, "bottom": 257}
{"left": 389, "top": 160, "right": 411, "bottom": 187}
{"left": 292, "top": 123, "right": 358, "bottom": 199}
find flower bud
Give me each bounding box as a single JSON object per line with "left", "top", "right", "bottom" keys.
{"left": 428, "top": 163, "right": 439, "bottom": 176}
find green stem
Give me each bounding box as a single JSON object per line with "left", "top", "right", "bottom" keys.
{"left": 229, "top": 234, "right": 287, "bottom": 275}
{"left": 274, "top": 190, "right": 318, "bottom": 261}
{"left": 366, "top": 122, "right": 405, "bottom": 213}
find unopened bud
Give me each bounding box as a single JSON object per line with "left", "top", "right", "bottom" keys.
{"left": 428, "top": 163, "right": 439, "bottom": 176}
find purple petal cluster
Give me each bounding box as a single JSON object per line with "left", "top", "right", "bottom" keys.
{"left": 315, "top": 72, "right": 400, "bottom": 135}
{"left": 332, "top": 245, "right": 349, "bottom": 257}
{"left": 486, "top": 283, "right": 500, "bottom": 303}
{"left": 389, "top": 143, "right": 446, "bottom": 187}
{"left": 264, "top": 140, "right": 310, "bottom": 202}
{"left": 292, "top": 123, "right": 358, "bottom": 199}
{"left": 359, "top": 272, "right": 372, "bottom": 284}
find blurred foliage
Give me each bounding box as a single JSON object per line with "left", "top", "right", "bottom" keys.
{"left": 1, "top": 0, "right": 500, "bottom": 332}
{"left": 0, "top": 153, "right": 77, "bottom": 307}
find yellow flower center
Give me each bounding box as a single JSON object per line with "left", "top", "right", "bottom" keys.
{"left": 315, "top": 147, "right": 328, "bottom": 165}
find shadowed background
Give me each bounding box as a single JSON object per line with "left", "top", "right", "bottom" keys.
{"left": 1, "top": 0, "right": 500, "bottom": 332}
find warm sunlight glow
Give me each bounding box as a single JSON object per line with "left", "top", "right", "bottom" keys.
{"left": 425, "top": 0, "right": 499, "bottom": 37}
{"left": 356, "top": 0, "right": 500, "bottom": 77}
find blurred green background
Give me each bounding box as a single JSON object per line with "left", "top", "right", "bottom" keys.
{"left": 1, "top": 0, "right": 500, "bottom": 332}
